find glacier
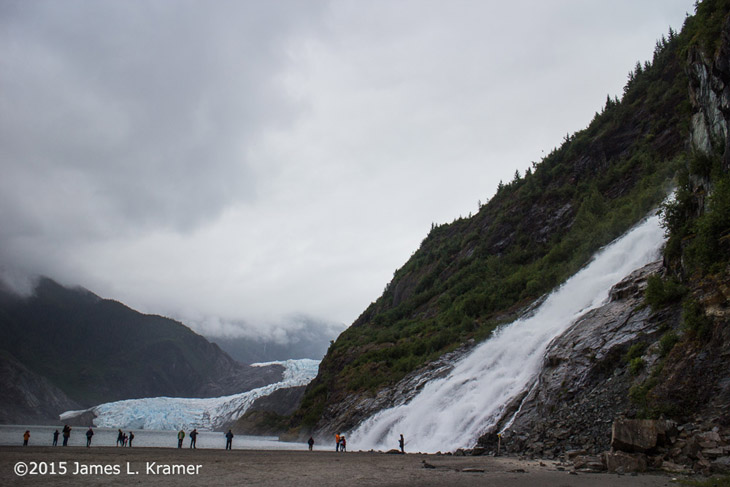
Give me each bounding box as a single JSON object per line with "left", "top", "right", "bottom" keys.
{"left": 60, "top": 359, "right": 319, "bottom": 431}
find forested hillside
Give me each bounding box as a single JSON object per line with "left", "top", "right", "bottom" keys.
{"left": 292, "top": 0, "right": 730, "bottom": 435}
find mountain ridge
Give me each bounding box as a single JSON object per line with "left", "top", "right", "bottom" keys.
{"left": 0, "top": 277, "right": 284, "bottom": 423}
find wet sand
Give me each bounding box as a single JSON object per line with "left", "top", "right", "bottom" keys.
{"left": 1, "top": 446, "right": 681, "bottom": 486}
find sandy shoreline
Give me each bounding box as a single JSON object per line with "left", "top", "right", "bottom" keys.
{"left": 1, "top": 445, "right": 685, "bottom": 487}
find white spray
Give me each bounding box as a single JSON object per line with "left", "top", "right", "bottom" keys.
{"left": 350, "top": 214, "right": 666, "bottom": 453}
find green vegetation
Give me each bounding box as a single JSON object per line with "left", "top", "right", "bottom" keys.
{"left": 662, "top": 155, "right": 730, "bottom": 274}
{"left": 629, "top": 376, "right": 660, "bottom": 412}
{"left": 658, "top": 331, "right": 679, "bottom": 357}
{"left": 624, "top": 343, "right": 647, "bottom": 362}
{"left": 683, "top": 299, "right": 714, "bottom": 340}
{"left": 645, "top": 275, "right": 687, "bottom": 309}
{"left": 628, "top": 357, "right": 645, "bottom": 376}
{"left": 624, "top": 343, "right": 647, "bottom": 376}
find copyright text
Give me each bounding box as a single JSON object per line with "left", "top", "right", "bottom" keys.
{"left": 13, "top": 461, "right": 202, "bottom": 476}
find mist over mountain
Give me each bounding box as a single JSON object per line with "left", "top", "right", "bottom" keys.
{"left": 0, "top": 277, "right": 284, "bottom": 423}
{"left": 208, "top": 317, "right": 343, "bottom": 363}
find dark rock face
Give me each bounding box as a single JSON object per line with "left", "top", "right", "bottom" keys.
{"left": 196, "top": 363, "right": 284, "bottom": 399}
{"left": 610, "top": 418, "right": 678, "bottom": 454}
{"left": 476, "top": 262, "right": 669, "bottom": 458}
{"left": 603, "top": 450, "right": 648, "bottom": 474}
{"left": 688, "top": 16, "right": 730, "bottom": 171}
{"left": 230, "top": 386, "right": 306, "bottom": 441}
{"left": 229, "top": 386, "right": 307, "bottom": 436}
{"left": 0, "top": 352, "right": 80, "bottom": 425}
{"left": 249, "top": 385, "right": 307, "bottom": 417}
{"left": 602, "top": 419, "right": 730, "bottom": 475}
{"left": 470, "top": 254, "right": 730, "bottom": 475}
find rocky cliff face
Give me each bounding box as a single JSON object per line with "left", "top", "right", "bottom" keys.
{"left": 475, "top": 262, "right": 672, "bottom": 457}
{"left": 471, "top": 260, "right": 730, "bottom": 474}
{"left": 689, "top": 16, "right": 730, "bottom": 169}
{"left": 0, "top": 352, "right": 81, "bottom": 425}
{"left": 231, "top": 385, "right": 307, "bottom": 436}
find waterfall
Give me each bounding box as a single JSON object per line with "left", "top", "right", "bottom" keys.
{"left": 349, "top": 213, "right": 666, "bottom": 453}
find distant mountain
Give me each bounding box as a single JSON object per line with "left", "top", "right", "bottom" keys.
{"left": 0, "top": 277, "right": 283, "bottom": 423}
{"left": 210, "top": 318, "right": 343, "bottom": 364}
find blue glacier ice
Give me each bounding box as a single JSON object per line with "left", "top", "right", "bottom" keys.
{"left": 60, "top": 359, "right": 319, "bottom": 431}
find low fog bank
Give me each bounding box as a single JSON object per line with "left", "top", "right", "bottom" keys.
{"left": 0, "top": 272, "right": 344, "bottom": 364}
{"left": 203, "top": 315, "right": 345, "bottom": 364}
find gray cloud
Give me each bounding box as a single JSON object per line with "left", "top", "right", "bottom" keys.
{"left": 1, "top": 1, "right": 324, "bottom": 236}
{"left": 0, "top": 0, "right": 694, "bottom": 334}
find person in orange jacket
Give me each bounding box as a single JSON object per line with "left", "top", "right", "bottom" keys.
{"left": 335, "top": 433, "right": 340, "bottom": 452}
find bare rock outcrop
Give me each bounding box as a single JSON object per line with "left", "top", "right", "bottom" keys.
{"left": 477, "top": 262, "right": 669, "bottom": 458}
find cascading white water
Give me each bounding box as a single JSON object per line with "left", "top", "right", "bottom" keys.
{"left": 350, "top": 213, "right": 666, "bottom": 453}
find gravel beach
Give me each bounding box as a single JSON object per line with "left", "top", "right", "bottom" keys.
{"left": 1, "top": 446, "right": 682, "bottom": 486}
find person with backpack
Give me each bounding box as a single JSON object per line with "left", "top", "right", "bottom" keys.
{"left": 62, "top": 425, "right": 71, "bottom": 446}
{"left": 190, "top": 429, "right": 198, "bottom": 448}
{"left": 225, "top": 430, "right": 234, "bottom": 450}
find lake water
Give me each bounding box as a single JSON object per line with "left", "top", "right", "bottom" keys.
{"left": 0, "top": 425, "right": 323, "bottom": 451}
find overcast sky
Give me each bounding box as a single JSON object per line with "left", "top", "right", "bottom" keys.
{"left": 0, "top": 0, "right": 694, "bottom": 340}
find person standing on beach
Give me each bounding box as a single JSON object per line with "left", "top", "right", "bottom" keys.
{"left": 128, "top": 431, "right": 134, "bottom": 447}
{"left": 177, "top": 429, "right": 185, "bottom": 448}
{"left": 52, "top": 429, "right": 59, "bottom": 446}
{"left": 117, "top": 429, "right": 124, "bottom": 447}
{"left": 23, "top": 430, "right": 30, "bottom": 446}
{"left": 225, "top": 430, "right": 234, "bottom": 450}
{"left": 340, "top": 436, "right": 347, "bottom": 452}
{"left": 85, "top": 427, "right": 94, "bottom": 447}
{"left": 335, "top": 433, "right": 340, "bottom": 452}
{"left": 190, "top": 428, "right": 198, "bottom": 448}
{"left": 399, "top": 434, "right": 405, "bottom": 454}
{"left": 62, "top": 425, "right": 71, "bottom": 446}
{"left": 308, "top": 436, "right": 314, "bottom": 451}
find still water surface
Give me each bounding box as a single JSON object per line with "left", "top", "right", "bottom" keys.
{"left": 0, "top": 425, "right": 319, "bottom": 450}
